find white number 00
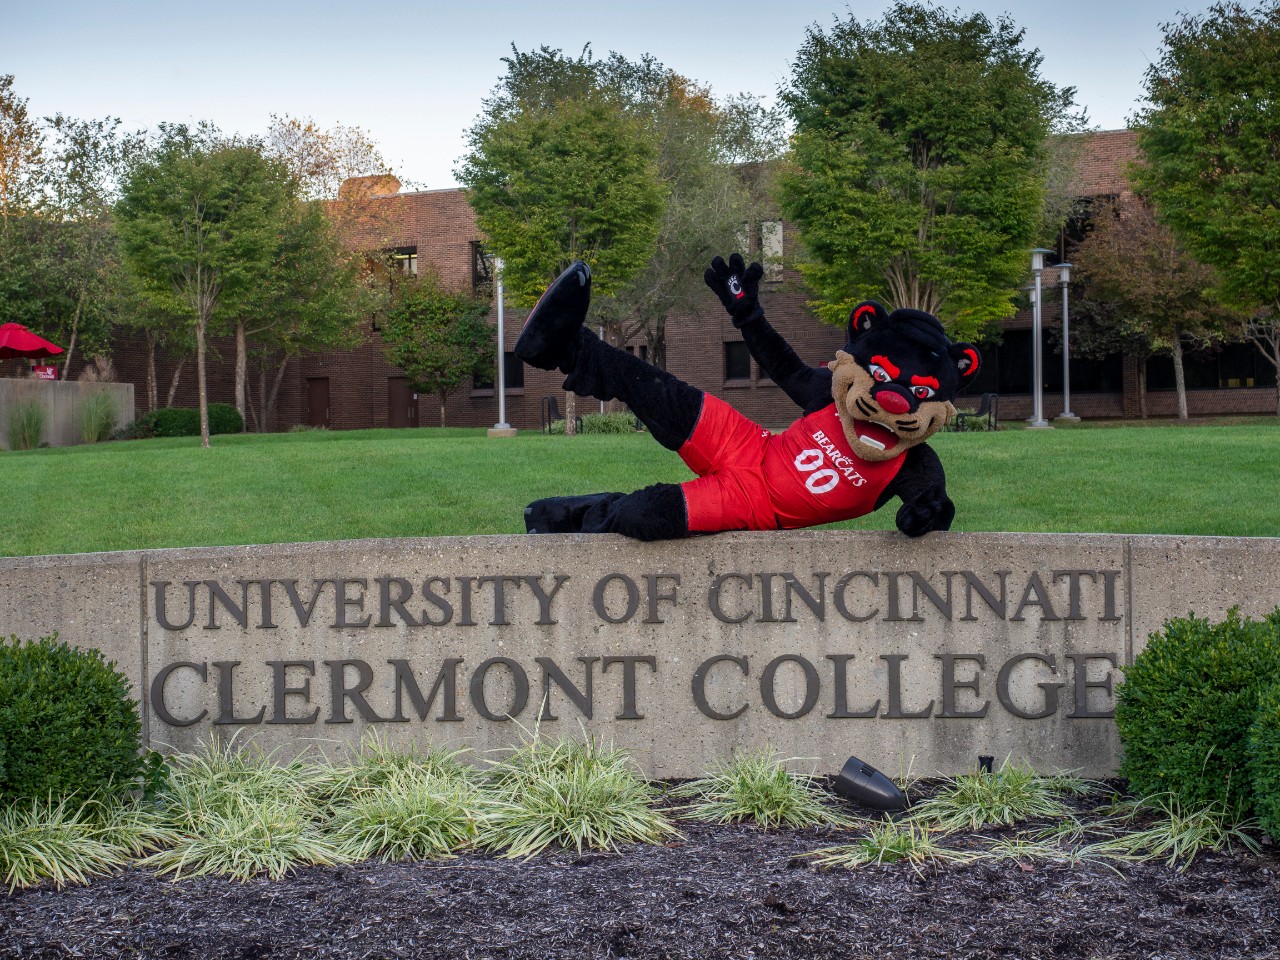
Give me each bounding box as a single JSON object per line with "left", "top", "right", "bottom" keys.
{"left": 794, "top": 448, "right": 840, "bottom": 495}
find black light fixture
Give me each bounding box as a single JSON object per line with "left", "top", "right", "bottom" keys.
{"left": 833, "top": 755, "right": 908, "bottom": 811}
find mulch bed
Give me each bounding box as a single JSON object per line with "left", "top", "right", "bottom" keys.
{"left": 3, "top": 790, "right": 1278, "bottom": 960}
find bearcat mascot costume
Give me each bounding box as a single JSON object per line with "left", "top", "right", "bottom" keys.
{"left": 516, "top": 254, "right": 980, "bottom": 542}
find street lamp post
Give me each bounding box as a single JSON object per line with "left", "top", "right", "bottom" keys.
{"left": 1028, "top": 249, "right": 1054, "bottom": 429}
{"left": 488, "top": 257, "right": 516, "bottom": 437}
{"left": 1055, "top": 262, "right": 1079, "bottom": 423}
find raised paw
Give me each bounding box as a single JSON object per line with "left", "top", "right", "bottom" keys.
{"left": 895, "top": 486, "right": 955, "bottom": 537}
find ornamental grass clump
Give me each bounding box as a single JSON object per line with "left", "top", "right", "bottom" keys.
{"left": 1116, "top": 609, "right": 1280, "bottom": 817}
{"left": 327, "top": 773, "right": 482, "bottom": 863}
{"left": 810, "top": 820, "right": 979, "bottom": 871}
{"left": 144, "top": 738, "right": 338, "bottom": 881}
{"left": 672, "top": 750, "right": 853, "bottom": 829}
{"left": 0, "top": 797, "right": 124, "bottom": 892}
{"left": 5, "top": 397, "right": 46, "bottom": 450}
{"left": 309, "top": 734, "right": 475, "bottom": 812}
{"left": 1247, "top": 683, "right": 1280, "bottom": 841}
{"left": 142, "top": 793, "right": 341, "bottom": 882}
{"left": 77, "top": 390, "right": 117, "bottom": 444}
{"left": 906, "top": 759, "right": 1074, "bottom": 832}
{"left": 478, "top": 734, "right": 675, "bottom": 857}
{"left": 1082, "top": 795, "right": 1260, "bottom": 871}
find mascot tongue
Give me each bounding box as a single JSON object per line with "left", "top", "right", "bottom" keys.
{"left": 855, "top": 419, "right": 899, "bottom": 452}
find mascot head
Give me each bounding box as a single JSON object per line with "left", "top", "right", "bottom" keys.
{"left": 829, "top": 300, "right": 981, "bottom": 462}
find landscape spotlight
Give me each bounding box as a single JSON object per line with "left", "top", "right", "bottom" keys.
{"left": 833, "top": 755, "right": 908, "bottom": 811}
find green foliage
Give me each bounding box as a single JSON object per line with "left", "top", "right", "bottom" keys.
{"left": 77, "top": 390, "right": 117, "bottom": 443}
{"left": 673, "top": 750, "right": 852, "bottom": 829}
{"left": 116, "top": 128, "right": 295, "bottom": 445}
{"left": 0, "top": 635, "right": 142, "bottom": 803}
{"left": 460, "top": 77, "right": 666, "bottom": 306}
{"left": 1082, "top": 795, "right": 1261, "bottom": 870}
{"left": 1116, "top": 609, "right": 1280, "bottom": 816}
{"left": 381, "top": 270, "right": 493, "bottom": 426}
{"left": 135, "top": 403, "right": 243, "bottom": 438}
{"left": 906, "top": 760, "right": 1076, "bottom": 831}
{"left": 778, "top": 2, "right": 1083, "bottom": 340}
{"left": 810, "top": 820, "right": 980, "bottom": 871}
{"left": 547, "top": 411, "right": 639, "bottom": 435}
{"left": 1132, "top": 2, "right": 1280, "bottom": 315}
{"left": 1247, "top": 683, "right": 1280, "bottom": 840}
{"left": 0, "top": 797, "right": 123, "bottom": 891}
{"left": 478, "top": 733, "right": 676, "bottom": 857}
{"left": 326, "top": 773, "right": 480, "bottom": 863}
{"left": 4, "top": 397, "right": 46, "bottom": 450}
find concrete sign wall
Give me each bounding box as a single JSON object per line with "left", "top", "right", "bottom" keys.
{"left": 3, "top": 531, "right": 1278, "bottom": 778}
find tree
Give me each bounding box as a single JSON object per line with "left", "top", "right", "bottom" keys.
{"left": 236, "top": 198, "right": 375, "bottom": 431}
{"left": 1072, "top": 198, "right": 1244, "bottom": 418}
{"left": 459, "top": 92, "right": 665, "bottom": 307}
{"left": 117, "top": 130, "right": 293, "bottom": 447}
{"left": 39, "top": 114, "right": 144, "bottom": 376}
{"left": 380, "top": 270, "right": 493, "bottom": 426}
{"left": 1131, "top": 1, "right": 1280, "bottom": 414}
{"left": 777, "top": 2, "right": 1085, "bottom": 341}
{"left": 0, "top": 75, "right": 48, "bottom": 349}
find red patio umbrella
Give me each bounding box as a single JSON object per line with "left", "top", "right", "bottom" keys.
{"left": 0, "top": 323, "right": 64, "bottom": 360}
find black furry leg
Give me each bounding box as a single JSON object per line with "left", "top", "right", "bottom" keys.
{"left": 579, "top": 484, "right": 689, "bottom": 541}
{"left": 525, "top": 493, "right": 624, "bottom": 534}
{"left": 562, "top": 329, "right": 703, "bottom": 451}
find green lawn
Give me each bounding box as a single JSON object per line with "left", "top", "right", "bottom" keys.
{"left": 2, "top": 418, "right": 1278, "bottom": 557}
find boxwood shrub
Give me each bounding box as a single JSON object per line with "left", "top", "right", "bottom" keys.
{"left": 0, "top": 634, "right": 143, "bottom": 803}
{"left": 134, "top": 404, "right": 243, "bottom": 438}
{"left": 1116, "top": 609, "right": 1280, "bottom": 816}
{"left": 1248, "top": 683, "right": 1280, "bottom": 840}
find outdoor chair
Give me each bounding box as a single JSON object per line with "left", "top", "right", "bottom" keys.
{"left": 541, "top": 395, "right": 583, "bottom": 434}
{"left": 952, "top": 393, "right": 998, "bottom": 432}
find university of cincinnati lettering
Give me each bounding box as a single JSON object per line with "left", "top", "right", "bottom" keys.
{"left": 145, "top": 568, "right": 1123, "bottom": 729}
{"left": 149, "top": 568, "right": 1124, "bottom": 631}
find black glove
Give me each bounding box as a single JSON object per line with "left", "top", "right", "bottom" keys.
{"left": 704, "top": 253, "right": 764, "bottom": 327}
{"left": 896, "top": 485, "right": 955, "bottom": 537}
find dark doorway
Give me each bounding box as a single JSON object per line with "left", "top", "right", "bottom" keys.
{"left": 306, "top": 377, "right": 331, "bottom": 428}
{"left": 388, "top": 377, "right": 419, "bottom": 428}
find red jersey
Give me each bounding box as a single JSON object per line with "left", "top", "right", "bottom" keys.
{"left": 678, "top": 396, "right": 905, "bottom": 533}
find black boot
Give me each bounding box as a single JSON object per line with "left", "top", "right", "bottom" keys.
{"left": 514, "top": 261, "right": 592, "bottom": 371}
{"left": 525, "top": 493, "right": 624, "bottom": 533}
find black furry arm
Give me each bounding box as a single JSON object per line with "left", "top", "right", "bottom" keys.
{"left": 738, "top": 312, "right": 833, "bottom": 414}
{"left": 874, "top": 443, "right": 955, "bottom": 537}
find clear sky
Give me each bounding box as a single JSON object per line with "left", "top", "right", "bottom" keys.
{"left": 2, "top": 0, "right": 1208, "bottom": 191}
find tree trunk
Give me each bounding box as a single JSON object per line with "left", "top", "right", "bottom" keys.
{"left": 565, "top": 390, "right": 577, "bottom": 436}
{"left": 267, "top": 356, "right": 290, "bottom": 431}
{"left": 234, "top": 321, "right": 248, "bottom": 431}
{"left": 166, "top": 359, "right": 185, "bottom": 408}
{"left": 197, "top": 315, "right": 210, "bottom": 449}
{"left": 438, "top": 392, "right": 448, "bottom": 428}
{"left": 60, "top": 300, "right": 82, "bottom": 380}
{"left": 1138, "top": 360, "right": 1148, "bottom": 420}
{"left": 145, "top": 332, "right": 158, "bottom": 411}
{"left": 1171, "top": 329, "right": 1189, "bottom": 420}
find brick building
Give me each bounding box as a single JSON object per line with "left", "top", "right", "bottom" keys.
{"left": 103, "top": 129, "right": 1276, "bottom": 430}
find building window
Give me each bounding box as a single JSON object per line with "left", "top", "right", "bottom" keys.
{"left": 391, "top": 247, "right": 417, "bottom": 276}
{"left": 471, "top": 241, "right": 493, "bottom": 293}
{"left": 473, "top": 352, "right": 523, "bottom": 391}
{"left": 761, "top": 220, "right": 783, "bottom": 281}
{"left": 625, "top": 343, "right": 649, "bottom": 364}
{"left": 725, "top": 341, "right": 751, "bottom": 381}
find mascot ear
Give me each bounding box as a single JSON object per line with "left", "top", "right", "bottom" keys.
{"left": 847, "top": 300, "right": 889, "bottom": 339}
{"left": 950, "top": 342, "right": 981, "bottom": 381}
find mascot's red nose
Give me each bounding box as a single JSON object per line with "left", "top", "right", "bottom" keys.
{"left": 875, "top": 389, "right": 911, "bottom": 414}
